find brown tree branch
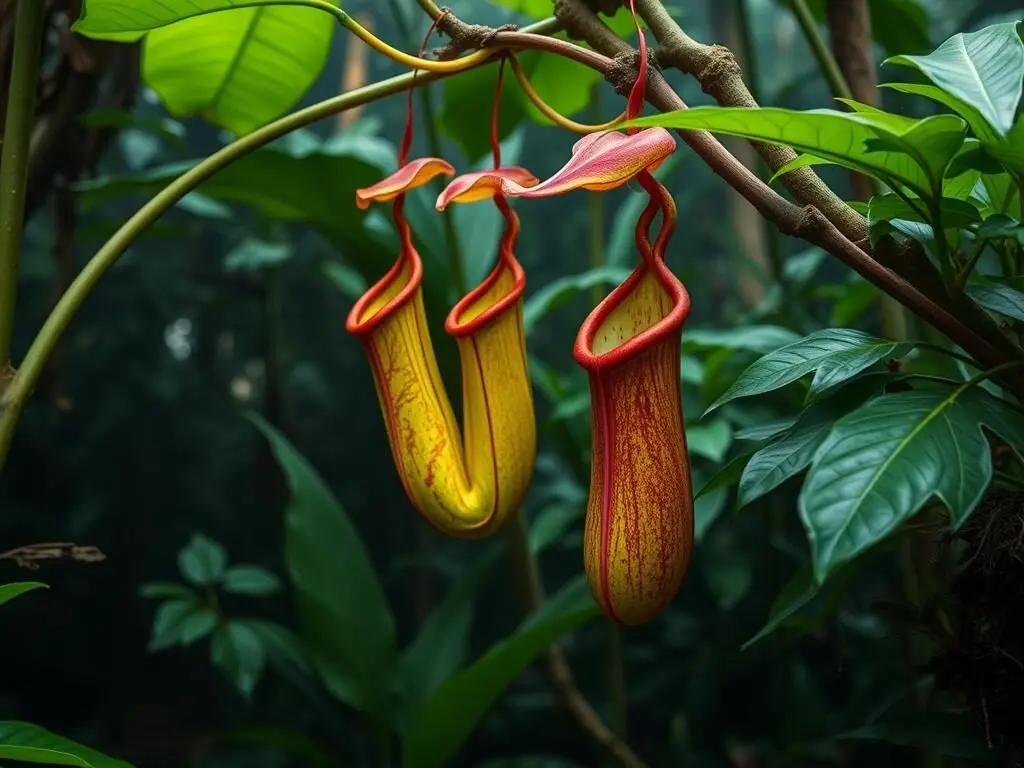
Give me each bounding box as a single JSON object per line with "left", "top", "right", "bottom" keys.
{"left": 633, "top": 0, "right": 868, "bottom": 244}
{"left": 825, "top": 0, "right": 877, "bottom": 201}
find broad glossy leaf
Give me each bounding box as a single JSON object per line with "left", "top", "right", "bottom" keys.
{"left": 800, "top": 387, "right": 1024, "bottom": 582}
{"left": 983, "top": 119, "right": 1024, "bottom": 176}
{"left": 140, "top": 5, "right": 335, "bottom": 135}
{"left": 397, "top": 544, "right": 503, "bottom": 729}
{"left": 75, "top": 0, "right": 334, "bottom": 31}
{"left": 881, "top": 82, "right": 994, "bottom": 141}
{"left": 402, "top": 575, "right": 598, "bottom": 767}
{"left": 148, "top": 599, "right": 200, "bottom": 651}
{"left": 624, "top": 107, "right": 967, "bottom": 197}
{"left": 0, "top": 722, "right": 133, "bottom": 767}
{"left": 886, "top": 21, "right": 1024, "bottom": 138}
{"left": 733, "top": 416, "right": 799, "bottom": 442}
{"left": 523, "top": 266, "right": 631, "bottom": 335}
{"left": 250, "top": 415, "right": 397, "bottom": 718}
{"left": 738, "top": 410, "right": 834, "bottom": 508}
{"left": 976, "top": 213, "right": 1024, "bottom": 244}
{"left": 0, "top": 582, "right": 47, "bottom": 607}
{"left": 706, "top": 329, "right": 914, "bottom": 414}
{"left": 967, "top": 282, "right": 1024, "bottom": 321}
{"left": 866, "top": 192, "right": 981, "bottom": 245}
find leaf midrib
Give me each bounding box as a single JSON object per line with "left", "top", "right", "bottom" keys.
{"left": 207, "top": 6, "right": 264, "bottom": 119}
{"left": 822, "top": 390, "right": 962, "bottom": 571}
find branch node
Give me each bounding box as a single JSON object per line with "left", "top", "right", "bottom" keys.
{"left": 691, "top": 43, "right": 742, "bottom": 98}
{"left": 433, "top": 7, "right": 517, "bottom": 60}
{"left": 606, "top": 49, "right": 659, "bottom": 97}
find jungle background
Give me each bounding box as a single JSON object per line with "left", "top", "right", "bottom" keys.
{"left": 2, "top": 0, "right": 1023, "bottom": 766}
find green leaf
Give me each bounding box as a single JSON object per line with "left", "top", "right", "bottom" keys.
{"left": 741, "top": 566, "right": 818, "bottom": 650}
{"left": 800, "top": 386, "right": 1024, "bottom": 583}
{"left": 706, "top": 329, "right": 914, "bottom": 414}
{"left": 249, "top": 414, "right": 397, "bottom": 718}
{"left": 440, "top": 61, "right": 522, "bottom": 163}
{"left": 881, "top": 83, "right": 995, "bottom": 142}
{"left": 221, "top": 564, "right": 283, "bottom": 596}
{"left": 322, "top": 261, "right": 367, "bottom": 300}
{"left": 518, "top": 51, "right": 602, "bottom": 125}
{"left": 837, "top": 713, "right": 1007, "bottom": 762}
{"left": 0, "top": 582, "right": 47, "bottom": 607}
{"left": 223, "top": 239, "right": 292, "bottom": 272}
{"left": 967, "top": 281, "right": 1024, "bottom": 321}
{"left": 686, "top": 419, "right": 732, "bottom": 463}
{"left": 733, "top": 416, "right": 799, "bottom": 442}
{"left": 694, "top": 453, "right": 750, "bottom": 500}
{"left": 178, "top": 608, "right": 219, "bottom": 646}
{"left": 523, "top": 266, "right": 631, "bottom": 335}
{"left": 148, "top": 598, "right": 200, "bottom": 651}
{"left": 397, "top": 545, "right": 503, "bottom": 728}
{"left": 976, "top": 213, "right": 1024, "bottom": 245}
{"left": 886, "top": 21, "right": 1024, "bottom": 138}
{"left": 243, "top": 619, "right": 313, "bottom": 676}
{"left": 146, "top": 6, "right": 334, "bottom": 135}
{"left": 867, "top": 193, "right": 981, "bottom": 244}
{"left": 738, "top": 409, "right": 834, "bottom": 508}
{"left": 683, "top": 325, "right": 801, "bottom": 355}
{"left": 74, "top": 1, "right": 336, "bottom": 135}
{"left": 402, "top": 575, "right": 599, "bottom": 768}
{"left": 177, "top": 533, "right": 228, "bottom": 586}
{"left": 624, "top": 106, "right": 967, "bottom": 197}
{"left": 0, "top": 722, "right": 134, "bottom": 767}
{"left": 984, "top": 119, "right": 1024, "bottom": 176}
{"left": 211, "top": 621, "right": 267, "bottom": 698}
{"left": 137, "top": 582, "right": 194, "bottom": 600}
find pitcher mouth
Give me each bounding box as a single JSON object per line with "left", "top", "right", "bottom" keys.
{"left": 444, "top": 245, "right": 526, "bottom": 338}
{"left": 345, "top": 246, "right": 423, "bottom": 338}
{"left": 573, "top": 258, "right": 691, "bottom": 372}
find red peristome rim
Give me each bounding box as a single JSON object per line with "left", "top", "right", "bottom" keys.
{"left": 573, "top": 258, "right": 691, "bottom": 371}
{"left": 444, "top": 242, "right": 526, "bottom": 337}
{"left": 345, "top": 245, "right": 423, "bottom": 337}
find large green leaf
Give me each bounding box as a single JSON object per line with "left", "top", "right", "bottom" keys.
{"left": 75, "top": 0, "right": 326, "bottom": 31}
{"left": 800, "top": 386, "right": 1024, "bottom": 583}
{"left": 886, "top": 20, "right": 1024, "bottom": 138}
{"left": 402, "top": 575, "right": 599, "bottom": 767}
{"left": 142, "top": 5, "right": 335, "bottom": 135}
{"left": 967, "top": 281, "right": 1024, "bottom": 321}
{"left": 0, "top": 582, "right": 47, "bottom": 607}
{"left": 250, "top": 415, "right": 397, "bottom": 719}
{"left": 396, "top": 544, "right": 504, "bottom": 730}
{"left": 706, "top": 329, "right": 914, "bottom": 414}
{"left": 0, "top": 722, "right": 133, "bottom": 768}
{"left": 624, "top": 107, "right": 967, "bottom": 197}
{"left": 881, "top": 82, "right": 995, "bottom": 142}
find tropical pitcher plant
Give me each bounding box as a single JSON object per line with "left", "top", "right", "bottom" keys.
{"left": 348, "top": 5, "right": 693, "bottom": 626}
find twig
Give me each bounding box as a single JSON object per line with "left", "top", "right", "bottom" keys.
{"left": 0, "top": 542, "right": 106, "bottom": 569}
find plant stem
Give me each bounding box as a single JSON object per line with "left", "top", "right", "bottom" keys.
{"left": 0, "top": 0, "right": 45, "bottom": 370}
{"left": 587, "top": 93, "right": 605, "bottom": 306}
{"left": 788, "top": 0, "right": 852, "bottom": 102}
